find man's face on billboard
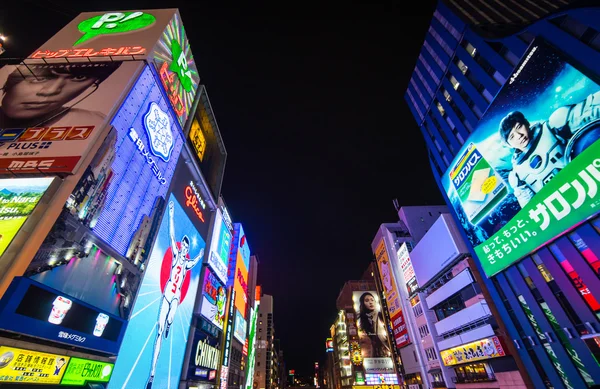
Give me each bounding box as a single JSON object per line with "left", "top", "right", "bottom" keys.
{"left": 2, "top": 68, "right": 97, "bottom": 120}
{"left": 181, "top": 239, "right": 190, "bottom": 257}
{"left": 507, "top": 122, "right": 530, "bottom": 151}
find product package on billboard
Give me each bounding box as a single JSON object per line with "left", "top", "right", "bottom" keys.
{"left": 352, "top": 291, "right": 393, "bottom": 359}
{"left": 200, "top": 268, "right": 226, "bottom": 330}
{"left": 441, "top": 40, "right": 600, "bottom": 277}
{"left": 22, "top": 64, "right": 183, "bottom": 322}
{"left": 108, "top": 193, "right": 204, "bottom": 389}
{"left": 0, "top": 62, "right": 140, "bottom": 174}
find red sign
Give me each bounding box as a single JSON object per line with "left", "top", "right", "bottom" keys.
{"left": 391, "top": 311, "right": 409, "bottom": 349}
{"left": 242, "top": 338, "right": 248, "bottom": 356}
{"left": 0, "top": 156, "right": 81, "bottom": 173}
{"left": 159, "top": 61, "right": 185, "bottom": 118}
{"left": 30, "top": 46, "right": 146, "bottom": 59}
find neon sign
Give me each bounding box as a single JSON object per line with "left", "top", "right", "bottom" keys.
{"left": 185, "top": 181, "right": 205, "bottom": 222}
{"left": 30, "top": 46, "right": 146, "bottom": 59}
{"left": 74, "top": 12, "right": 156, "bottom": 46}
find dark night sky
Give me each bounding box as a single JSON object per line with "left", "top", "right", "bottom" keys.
{"left": 1, "top": 0, "right": 444, "bottom": 375}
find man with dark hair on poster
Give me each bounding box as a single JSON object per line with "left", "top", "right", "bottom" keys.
{"left": 499, "top": 90, "right": 600, "bottom": 207}
{"left": 0, "top": 62, "right": 121, "bottom": 128}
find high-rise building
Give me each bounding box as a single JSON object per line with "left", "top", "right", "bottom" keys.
{"left": 405, "top": 1, "right": 600, "bottom": 388}
{"left": 254, "top": 294, "right": 279, "bottom": 389}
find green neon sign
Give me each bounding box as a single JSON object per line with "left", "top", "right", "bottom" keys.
{"left": 75, "top": 12, "right": 156, "bottom": 46}
{"left": 169, "top": 39, "right": 193, "bottom": 92}
{"left": 60, "top": 357, "right": 113, "bottom": 386}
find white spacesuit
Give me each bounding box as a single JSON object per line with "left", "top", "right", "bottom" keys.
{"left": 501, "top": 91, "right": 600, "bottom": 207}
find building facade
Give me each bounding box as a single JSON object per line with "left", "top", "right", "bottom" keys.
{"left": 405, "top": 1, "right": 600, "bottom": 388}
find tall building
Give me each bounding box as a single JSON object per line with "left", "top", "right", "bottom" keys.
{"left": 405, "top": 1, "right": 600, "bottom": 388}
{"left": 254, "top": 294, "right": 279, "bottom": 389}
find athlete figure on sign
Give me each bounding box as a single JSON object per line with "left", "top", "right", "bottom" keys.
{"left": 147, "top": 200, "right": 203, "bottom": 389}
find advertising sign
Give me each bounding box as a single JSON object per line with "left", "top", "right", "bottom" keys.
{"left": 441, "top": 41, "right": 600, "bottom": 277}
{"left": 61, "top": 357, "right": 114, "bottom": 386}
{"left": 397, "top": 243, "right": 417, "bottom": 295}
{"left": 326, "top": 338, "right": 334, "bottom": 352}
{"left": 207, "top": 208, "right": 232, "bottom": 284}
{"left": 187, "top": 330, "right": 220, "bottom": 381}
{"left": 0, "top": 62, "right": 141, "bottom": 174}
{"left": 364, "top": 374, "right": 399, "bottom": 385}
{"left": 0, "top": 346, "right": 69, "bottom": 384}
{"left": 233, "top": 309, "right": 247, "bottom": 344}
{"left": 152, "top": 12, "right": 199, "bottom": 127}
{"left": 0, "top": 277, "right": 126, "bottom": 354}
{"left": 200, "top": 268, "right": 226, "bottom": 330}
{"left": 229, "top": 224, "right": 250, "bottom": 319}
{"left": 363, "top": 357, "right": 395, "bottom": 374}
{"left": 171, "top": 156, "right": 210, "bottom": 238}
{"left": 0, "top": 177, "right": 53, "bottom": 257}
{"left": 222, "top": 288, "right": 235, "bottom": 369}
{"left": 108, "top": 194, "right": 204, "bottom": 389}
{"left": 27, "top": 10, "right": 178, "bottom": 60}
{"left": 245, "top": 303, "right": 259, "bottom": 389}
{"left": 375, "top": 239, "right": 409, "bottom": 348}
{"left": 439, "top": 336, "right": 506, "bottom": 366}
{"left": 187, "top": 89, "right": 227, "bottom": 199}
{"left": 352, "top": 291, "right": 393, "bottom": 358}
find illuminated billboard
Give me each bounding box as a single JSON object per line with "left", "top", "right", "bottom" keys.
{"left": 0, "top": 277, "right": 126, "bottom": 354}
{"left": 152, "top": 12, "right": 199, "bottom": 127}
{"left": 108, "top": 194, "right": 204, "bottom": 389}
{"left": 0, "top": 346, "right": 70, "bottom": 384}
{"left": 0, "top": 62, "right": 141, "bottom": 174}
{"left": 233, "top": 309, "right": 247, "bottom": 344}
{"left": 0, "top": 177, "right": 53, "bottom": 258}
{"left": 352, "top": 291, "right": 392, "bottom": 358}
{"left": 27, "top": 10, "right": 178, "bottom": 61}
{"left": 325, "top": 338, "right": 334, "bottom": 352}
{"left": 61, "top": 357, "right": 114, "bottom": 386}
{"left": 207, "top": 208, "right": 232, "bottom": 283}
{"left": 186, "top": 87, "right": 227, "bottom": 199}
{"left": 439, "top": 336, "right": 506, "bottom": 366}
{"left": 187, "top": 329, "right": 220, "bottom": 381}
{"left": 200, "top": 268, "right": 226, "bottom": 330}
{"left": 375, "top": 239, "right": 409, "bottom": 349}
{"left": 230, "top": 224, "right": 250, "bottom": 319}
{"left": 441, "top": 40, "right": 600, "bottom": 277}
{"left": 244, "top": 303, "right": 259, "bottom": 389}
{"left": 23, "top": 64, "right": 182, "bottom": 320}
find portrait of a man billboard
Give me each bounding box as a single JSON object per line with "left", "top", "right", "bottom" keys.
{"left": 442, "top": 40, "right": 600, "bottom": 275}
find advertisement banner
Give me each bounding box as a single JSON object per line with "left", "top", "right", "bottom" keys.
{"left": 441, "top": 40, "right": 600, "bottom": 277}
{"left": 188, "top": 330, "right": 220, "bottom": 381}
{"left": 108, "top": 194, "right": 204, "bottom": 389}
{"left": 363, "top": 357, "right": 395, "bottom": 374}
{"left": 245, "top": 303, "right": 259, "bottom": 389}
{"left": 171, "top": 156, "right": 210, "bottom": 239}
{"left": 375, "top": 239, "right": 409, "bottom": 348}
{"left": 234, "top": 309, "right": 247, "bottom": 344}
{"left": 326, "top": 338, "right": 334, "bottom": 352}
{"left": 0, "top": 62, "right": 141, "bottom": 174}
{"left": 440, "top": 336, "right": 506, "bottom": 366}
{"left": 200, "top": 268, "right": 226, "bottom": 330}
{"left": 187, "top": 90, "right": 227, "bottom": 200}
{"left": 0, "top": 277, "right": 126, "bottom": 354}
{"left": 28, "top": 9, "right": 177, "bottom": 60}
{"left": 0, "top": 346, "right": 69, "bottom": 384}
{"left": 397, "top": 243, "right": 417, "bottom": 295}
{"left": 229, "top": 224, "right": 250, "bottom": 319}
{"left": 61, "top": 357, "right": 114, "bottom": 386}
{"left": 352, "top": 291, "right": 393, "bottom": 358}
{"left": 207, "top": 208, "right": 232, "bottom": 284}
{"left": 152, "top": 12, "right": 199, "bottom": 127}
{"left": 0, "top": 177, "right": 54, "bottom": 257}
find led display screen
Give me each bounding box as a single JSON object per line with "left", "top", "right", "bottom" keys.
{"left": 187, "top": 329, "right": 220, "bottom": 381}
{"left": 0, "top": 177, "right": 53, "bottom": 258}
{"left": 352, "top": 291, "right": 393, "bottom": 359}
{"left": 0, "top": 62, "right": 141, "bottom": 174}
{"left": 200, "top": 268, "right": 226, "bottom": 330}
{"left": 442, "top": 40, "right": 600, "bottom": 277}
{"left": 0, "top": 277, "right": 126, "bottom": 354}
{"left": 375, "top": 239, "right": 409, "bottom": 349}
{"left": 207, "top": 208, "right": 232, "bottom": 284}
{"left": 233, "top": 309, "right": 247, "bottom": 344}
{"left": 244, "top": 303, "right": 259, "bottom": 389}
{"left": 108, "top": 194, "right": 204, "bottom": 389}
{"left": 61, "top": 357, "right": 114, "bottom": 386}
{"left": 229, "top": 224, "right": 250, "bottom": 319}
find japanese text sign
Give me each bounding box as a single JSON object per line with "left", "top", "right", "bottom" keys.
{"left": 0, "top": 346, "right": 69, "bottom": 384}
{"left": 441, "top": 40, "right": 600, "bottom": 276}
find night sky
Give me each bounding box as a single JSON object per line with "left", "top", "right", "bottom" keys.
{"left": 1, "top": 0, "right": 444, "bottom": 375}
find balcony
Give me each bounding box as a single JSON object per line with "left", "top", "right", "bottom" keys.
{"left": 426, "top": 269, "right": 473, "bottom": 308}
{"left": 452, "top": 373, "right": 496, "bottom": 384}
{"left": 435, "top": 301, "right": 491, "bottom": 336}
